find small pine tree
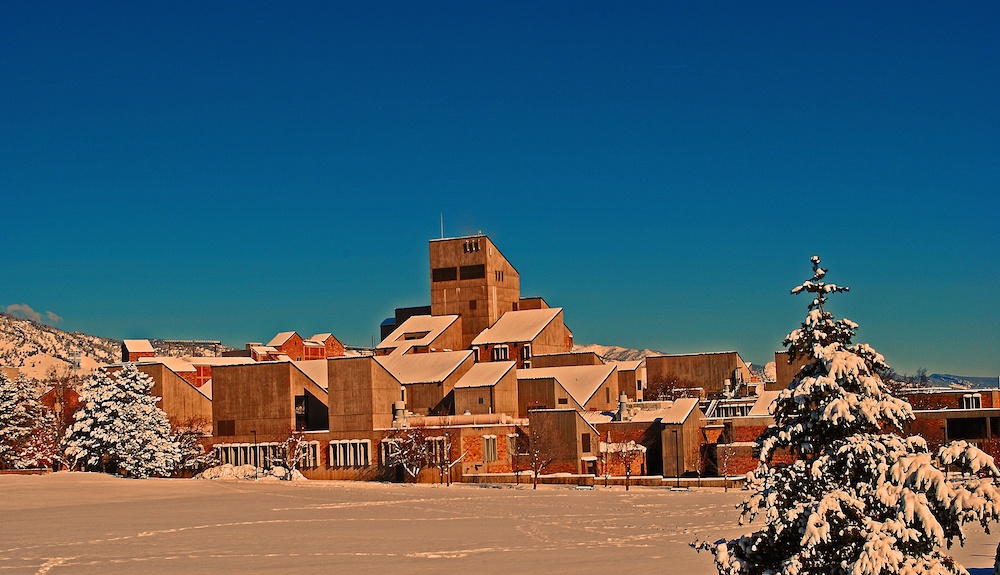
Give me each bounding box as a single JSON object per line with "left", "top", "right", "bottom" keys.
{"left": 700, "top": 256, "right": 1000, "bottom": 575}
{"left": 0, "top": 372, "right": 54, "bottom": 469}
{"left": 64, "top": 364, "right": 181, "bottom": 478}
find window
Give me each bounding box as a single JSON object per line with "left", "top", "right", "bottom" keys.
{"left": 213, "top": 442, "right": 281, "bottom": 467}
{"left": 217, "top": 420, "right": 236, "bottom": 436}
{"left": 469, "top": 299, "right": 477, "bottom": 310}
{"left": 478, "top": 397, "right": 484, "bottom": 405}
{"left": 492, "top": 345, "right": 509, "bottom": 361}
{"left": 962, "top": 394, "right": 982, "bottom": 410}
{"left": 427, "top": 436, "right": 447, "bottom": 466}
{"left": 473, "top": 346, "right": 480, "bottom": 362}
{"left": 558, "top": 397, "right": 568, "bottom": 405}
{"left": 483, "top": 435, "right": 498, "bottom": 462}
{"left": 432, "top": 267, "right": 458, "bottom": 282}
{"left": 520, "top": 344, "right": 531, "bottom": 361}
{"left": 300, "top": 441, "right": 321, "bottom": 468}
{"left": 463, "top": 239, "right": 481, "bottom": 253}
{"left": 581, "top": 433, "right": 591, "bottom": 453}
{"left": 606, "top": 387, "right": 611, "bottom": 403}
{"left": 460, "top": 264, "right": 486, "bottom": 280}
{"left": 329, "top": 440, "right": 372, "bottom": 467}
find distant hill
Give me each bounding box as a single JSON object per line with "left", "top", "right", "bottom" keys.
{"left": 0, "top": 313, "right": 233, "bottom": 379}
{"left": 930, "top": 373, "right": 1000, "bottom": 390}
{"left": 572, "top": 343, "right": 663, "bottom": 363}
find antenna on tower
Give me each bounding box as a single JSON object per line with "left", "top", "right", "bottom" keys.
{"left": 440, "top": 213, "right": 444, "bottom": 239}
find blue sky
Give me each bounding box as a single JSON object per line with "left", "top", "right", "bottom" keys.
{"left": 2, "top": 2, "right": 997, "bottom": 376}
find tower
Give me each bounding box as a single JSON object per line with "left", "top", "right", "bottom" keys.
{"left": 429, "top": 235, "right": 520, "bottom": 349}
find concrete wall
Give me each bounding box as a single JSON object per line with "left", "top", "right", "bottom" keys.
{"left": 328, "top": 357, "right": 400, "bottom": 434}
{"left": 530, "top": 352, "right": 603, "bottom": 368}
{"left": 211, "top": 362, "right": 329, "bottom": 443}
{"left": 646, "top": 352, "right": 751, "bottom": 397}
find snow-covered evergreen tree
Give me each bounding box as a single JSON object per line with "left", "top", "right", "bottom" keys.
{"left": 0, "top": 372, "right": 55, "bottom": 469}
{"left": 64, "top": 364, "right": 181, "bottom": 478}
{"left": 700, "top": 256, "right": 1000, "bottom": 575}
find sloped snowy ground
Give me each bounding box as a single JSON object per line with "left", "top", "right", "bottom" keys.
{"left": 0, "top": 473, "right": 995, "bottom": 575}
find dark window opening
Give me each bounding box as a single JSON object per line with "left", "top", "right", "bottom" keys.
{"left": 469, "top": 300, "right": 477, "bottom": 310}
{"left": 432, "top": 267, "right": 458, "bottom": 282}
{"left": 217, "top": 420, "right": 236, "bottom": 436}
{"left": 460, "top": 264, "right": 486, "bottom": 280}
{"left": 558, "top": 398, "right": 568, "bottom": 405}
{"left": 581, "top": 433, "right": 591, "bottom": 453}
{"left": 947, "top": 417, "right": 988, "bottom": 441}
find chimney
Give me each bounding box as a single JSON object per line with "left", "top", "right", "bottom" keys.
{"left": 616, "top": 392, "right": 631, "bottom": 422}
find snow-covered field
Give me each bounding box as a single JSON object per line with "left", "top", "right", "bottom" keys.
{"left": 0, "top": 473, "right": 996, "bottom": 575}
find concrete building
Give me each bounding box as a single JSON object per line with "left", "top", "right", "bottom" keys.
{"left": 121, "top": 339, "right": 155, "bottom": 362}
{"left": 429, "top": 235, "right": 521, "bottom": 349}
{"left": 471, "top": 308, "right": 573, "bottom": 368}
{"left": 453, "top": 361, "right": 518, "bottom": 416}
{"left": 773, "top": 350, "right": 811, "bottom": 390}
{"left": 376, "top": 314, "right": 463, "bottom": 356}
{"left": 374, "top": 351, "right": 475, "bottom": 416}
{"left": 516, "top": 364, "right": 618, "bottom": 417}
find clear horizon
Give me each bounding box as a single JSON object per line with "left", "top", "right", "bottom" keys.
{"left": 2, "top": 2, "right": 997, "bottom": 376}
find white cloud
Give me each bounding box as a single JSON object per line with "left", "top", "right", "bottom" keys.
{"left": 6, "top": 304, "right": 43, "bottom": 323}
{"left": 5, "top": 304, "right": 63, "bottom": 325}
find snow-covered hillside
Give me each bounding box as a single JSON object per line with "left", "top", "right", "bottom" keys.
{"left": 0, "top": 313, "right": 233, "bottom": 379}
{"left": 0, "top": 313, "right": 121, "bottom": 378}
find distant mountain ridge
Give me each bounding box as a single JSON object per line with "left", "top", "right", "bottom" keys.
{"left": 929, "top": 373, "right": 1000, "bottom": 390}
{"left": 572, "top": 343, "right": 663, "bottom": 363}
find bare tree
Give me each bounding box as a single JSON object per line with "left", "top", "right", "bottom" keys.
{"left": 275, "top": 429, "right": 310, "bottom": 480}
{"left": 608, "top": 428, "right": 646, "bottom": 491}
{"left": 382, "top": 427, "right": 432, "bottom": 480}
{"left": 172, "top": 418, "right": 218, "bottom": 475}
{"left": 645, "top": 373, "right": 698, "bottom": 401}
{"left": 527, "top": 420, "right": 556, "bottom": 490}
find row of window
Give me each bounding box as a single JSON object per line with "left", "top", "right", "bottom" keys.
{"left": 214, "top": 435, "right": 511, "bottom": 470}
{"left": 431, "top": 264, "right": 487, "bottom": 282}
{"left": 213, "top": 441, "right": 322, "bottom": 469}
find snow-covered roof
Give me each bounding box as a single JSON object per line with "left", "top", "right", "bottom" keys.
{"left": 198, "top": 380, "right": 212, "bottom": 400}
{"left": 251, "top": 345, "right": 278, "bottom": 355}
{"left": 123, "top": 339, "right": 154, "bottom": 353}
{"left": 137, "top": 356, "right": 196, "bottom": 373}
{"left": 581, "top": 411, "right": 613, "bottom": 425}
{"left": 183, "top": 356, "right": 256, "bottom": 367}
{"left": 293, "top": 359, "right": 329, "bottom": 390}
{"left": 631, "top": 397, "right": 699, "bottom": 425}
{"left": 375, "top": 351, "right": 473, "bottom": 386}
{"left": 454, "top": 361, "right": 515, "bottom": 389}
{"left": 303, "top": 340, "right": 325, "bottom": 348}
{"left": 376, "top": 315, "right": 459, "bottom": 355}
{"left": 307, "top": 333, "right": 333, "bottom": 342}
{"left": 748, "top": 391, "right": 780, "bottom": 417}
{"left": 518, "top": 364, "right": 616, "bottom": 407}
{"left": 610, "top": 360, "right": 643, "bottom": 371}
{"left": 471, "top": 308, "right": 563, "bottom": 345}
{"left": 266, "top": 331, "right": 297, "bottom": 347}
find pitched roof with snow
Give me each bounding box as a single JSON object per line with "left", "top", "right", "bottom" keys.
{"left": 266, "top": 331, "right": 298, "bottom": 347}
{"left": 183, "top": 356, "right": 256, "bottom": 367}
{"left": 471, "top": 308, "right": 563, "bottom": 345}
{"left": 308, "top": 333, "right": 333, "bottom": 342}
{"left": 454, "top": 361, "right": 515, "bottom": 389}
{"left": 293, "top": 359, "right": 329, "bottom": 390}
{"left": 748, "top": 390, "right": 780, "bottom": 417}
{"left": 518, "top": 364, "right": 616, "bottom": 407}
{"left": 137, "top": 356, "right": 196, "bottom": 373}
{"left": 123, "top": 339, "right": 155, "bottom": 353}
{"left": 610, "top": 360, "right": 643, "bottom": 371}
{"left": 631, "top": 397, "right": 699, "bottom": 424}
{"left": 375, "top": 351, "right": 473, "bottom": 386}
{"left": 377, "top": 315, "right": 459, "bottom": 355}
